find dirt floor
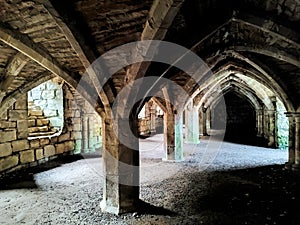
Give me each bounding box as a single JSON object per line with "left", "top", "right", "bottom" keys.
{"left": 1, "top": 134, "right": 299, "bottom": 225}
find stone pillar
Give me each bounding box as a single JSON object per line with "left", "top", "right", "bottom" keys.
{"left": 256, "top": 109, "right": 264, "bottom": 137}
{"left": 199, "top": 106, "right": 209, "bottom": 136}
{"left": 292, "top": 116, "right": 300, "bottom": 171}
{"left": 263, "top": 109, "right": 269, "bottom": 139}
{"left": 185, "top": 102, "right": 200, "bottom": 143}
{"left": 150, "top": 104, "right": 156, "bottom": 134}
{"left": 163, "top": 112, "right": 184, "bottom": 161}
{"left": 100, "top": 116, "right": 140, "bottom": 214}
{"left": 268, "top": 110, "right": 277, "bottom": 147}
{"left": 82, "top": 115, "right": 89, "bottom": 153}
{"left": 88, "top": 114, "right": 96, "bottom": 152}
{"left": 285, "top": 114, "right": 295, "bottom": 169}
{"left": 206, "top": 107, "right": 211, "bottom": 133}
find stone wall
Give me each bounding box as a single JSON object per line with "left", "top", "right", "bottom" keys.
{"left": 28, "top": 78, "right": 64, "bottom": 131}
{"left": 0, "top": 82, "right": 96, "bottom": 176}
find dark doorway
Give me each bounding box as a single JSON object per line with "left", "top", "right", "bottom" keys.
{"left": 214, "top": 92, "right": 267, "bottom": 146}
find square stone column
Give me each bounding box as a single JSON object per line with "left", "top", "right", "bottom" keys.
{"left": 267, "top": 110, "right": 277, "bottom": 147}
{"left": 185, "top": 102, "right": 200, "bottom": 144}
{"left": 199, "top": 106, "right": 209, "bottom": 136}
{"left": 285, "top": 114, "right": 295, "bottom": 169}
{"left": 163, "top": 112, "right": 184, "bottom": 161}
{"left": 100, "top": 117, "right": 140, "bottom": 214}
{"left": 292, "top": 115, "right": 300, "bottom": 171}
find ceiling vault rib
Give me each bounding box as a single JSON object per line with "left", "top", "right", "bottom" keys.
{"left": 0, "top": 52, "right": 29, "bottom": 104}
{"left": 37, "top": 0, "right": 111, "bottom": 113}
{"left": 126, "top": 0, "right": 185, "bottom": 83}
{"left": 0, "top": 22, "right": 80, "bottom": 88}
{"left": 232, "top": 18, "right": 300, "bottom": 49}
{"left": 0, "top": 72, "right": 55, "bottom": 112}
{"left": 0, "top": 22, "right": 102, "bottom": 113}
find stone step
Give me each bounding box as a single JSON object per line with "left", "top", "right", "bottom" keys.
{"left": 28, "top": 110, "right": 43, "bottom": 117}
{"left": 28, "top": 105, "right": 41, "bottom": 111}
{"left": 28, "top": 126, "right": 50, "bottom": 133}
{"left": 28, "top": 118, "right": 50, "bottom": 127}
{"left": 28, "top": 130, "right": 57, "bottom": 137}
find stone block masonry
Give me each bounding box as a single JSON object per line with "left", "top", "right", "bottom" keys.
{"left": 0, "top": 82, "right": 88, "bottom": 176}
{"left": 0, "top": 80, "right": 102, "bottom": 177}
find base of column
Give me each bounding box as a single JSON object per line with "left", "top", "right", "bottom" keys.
{"left": 284, "top": 162, "right": 293, "bottom": 170}
{"left": 100, "top": 199, "right": 139, "bottom": 215}
{"left": 100, "top": 200, "right": 119, "bottom": 214}
{"left": 292, "top": 163, "right": 300, "bottom": 171}
{"left": 162, "top": 157, "right": 184, "bottom": 162}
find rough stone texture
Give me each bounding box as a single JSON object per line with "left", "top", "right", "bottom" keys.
{"left": 20, "top": 150, "right": 35, "bottom": 163}
{"left": 12, "top": 140, "right": 29, "bottom": 152}
{"left": 0, "top": 0, "right": 300, "bottom": 217}
{"left": 55, "top": 144, "right": 65, "bottom": 154}
{"left": 44, "top": 145, "right": 56, "bottom": 157}
{"left": 8, "top": 110, "right": 27, "bottom": 121}
{"left": 58, "top": 133, "right": 70, "bottom": 142}
{"left": 17, "top": 120, "right": 28, "bottom": 139}
{"left": 0, "top": 130, "right": 17, "bottom": 143}
{"left": 0, "top": 143, "right": 12, "bottom": 158}
{"left": 30, "top": 139, "right": 40, "bottom": 149}
{"left": 0, "top": 155, "right": 18, "bottom": 171}
{"left": 0, "top": 121, "right": 16, "bottom": 129}
{"left": 40, "top": 138, "right": 50, "bottom": 146}
{"left": 35, "top": 149, "right": 44, "bottom": 160}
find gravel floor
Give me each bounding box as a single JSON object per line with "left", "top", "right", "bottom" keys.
{"left": 1, "top": 134, "right": 299, "bottom": 225}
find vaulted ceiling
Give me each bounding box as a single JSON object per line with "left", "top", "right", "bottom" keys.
{"left": 0, "top": 0, "right": 299, "bottom": 115}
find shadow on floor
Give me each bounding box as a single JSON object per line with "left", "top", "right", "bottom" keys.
{"left": 133, "top": 199, "right": 177, "bottom": 216}
{"left": 170, "top": 164, "right": 300, "bottom": 225}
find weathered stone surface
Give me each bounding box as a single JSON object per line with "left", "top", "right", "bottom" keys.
{"left": 28, "top": 119, "right": 36, "bottom": 127}
{"left": 73, "top": 124, "right": 81, "bottom": 131}
{"left": 14, "top": 95, "right": 27, "bottom": 109}
{"left": 8, "top": 110, "right": 27, "bottom": 121}
{"left": 20, "top": 150, "right": 35, "bottom": 163}
{"left": 58, "top": 132, "right": 70, "bottom": 142}
{"left": 36, "top": 119, "right": 49, "bottom": 126}
{"left": 50, "top": 136, "right": 58, "bottom": 143}
{"left": 56, "top": 143, "right": 65, "bottom": 154}
{"left": 17, "top": 120, "right": 28, "bottom": 130}
{"left": 28, "top": 126, "right": 49, "bottom": 133}
{"left": 0, "top": 130, "right": 17, "bottom": 142}
{"left": 0, "top": 121, "right": 16, "bottom": 128}
{"left": 17, "top": 120, "right": 28, "bottom": 138}
{"left": 73, "top": 131, "right": 82, "bottom": 139}
{"left": 0, "top": 143, "right": 12, "bottom": 158}
{"left": 29, "top": 110, "right": 43, "bottom": 117}
{"left": 30, "top": 139, "right": 40, "bottom": 148}
{"left": 12, "top": 140, "right": 29, "bottom": 152}
{"left": 0, "top": 155, "right": 18, "bottom": 172}
{"left": 0, "top": 112, "right": 8, "bottom": 120}
{"left": 44, "top": 145, "right": 56, "bottom": 157}
{"left": 35, "top": 148, "right": 44, "bottom": 160}
{"left": 65, "top": 141, "right": 75, "bottom": 151}
{"left": 40, "top": 138, "right": 50, "bottom": 146}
